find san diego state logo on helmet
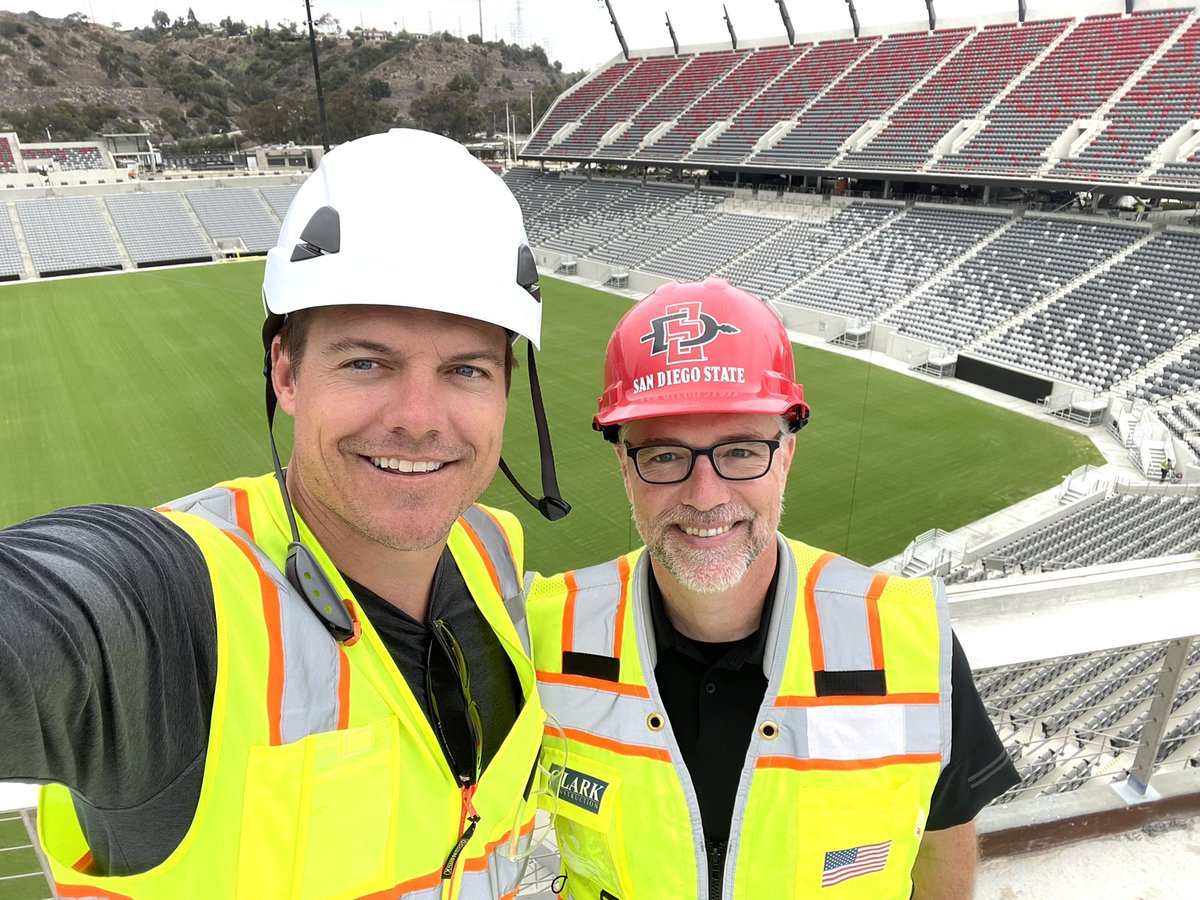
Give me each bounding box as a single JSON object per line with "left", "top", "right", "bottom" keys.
{"left": 639, "top": 301, "right": 740, "bottom": 365}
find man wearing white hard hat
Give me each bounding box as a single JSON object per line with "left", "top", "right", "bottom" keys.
{"left": 0, "top": 129, "right": 566, "bottom": 899}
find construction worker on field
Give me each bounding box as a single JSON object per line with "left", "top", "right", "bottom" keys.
{"left": 526, "top": 279, "right": 1018, "bottom": 899}
{"left": 0, "top": 129, "right": 568, "bottom": 898}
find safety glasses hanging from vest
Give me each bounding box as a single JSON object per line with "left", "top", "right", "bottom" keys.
{"left": 505, "top": 713, "right": 567, "bottom": 865}
{"left": 426, "top": 619, "right": 485, "bottom": 879}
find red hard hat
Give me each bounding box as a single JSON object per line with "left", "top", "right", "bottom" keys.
{"left": 594, "top": 278, "right": 810, "bottom": 441}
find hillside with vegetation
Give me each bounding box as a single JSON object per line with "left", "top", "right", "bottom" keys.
{"left": 0, "top": 9, "right": 582, "bottom": 150}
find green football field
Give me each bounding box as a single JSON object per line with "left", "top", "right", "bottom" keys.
{"left": 0, "top": 261, "right": 1102, "bottom": 571}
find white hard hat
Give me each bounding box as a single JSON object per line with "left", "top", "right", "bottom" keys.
{"left": 263, "top": 128, "right": 542, "bottom": 347}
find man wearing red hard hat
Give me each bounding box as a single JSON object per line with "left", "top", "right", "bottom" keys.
{"left": 527, "top": 278, "right": 1016, "bottom": 900}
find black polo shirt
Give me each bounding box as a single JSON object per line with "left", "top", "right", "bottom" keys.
{"left": 345, "top": 548, "right": 523, "bottom": 777}
{"left": 647, "top": 567, "right": 1018, "bottom": 847}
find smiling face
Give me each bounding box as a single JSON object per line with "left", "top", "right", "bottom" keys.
{"left": 271, "top": 304, "right": 509, "bottom": 557}
{"left": 618, "top": 412, "right": 794, "bottom": 594}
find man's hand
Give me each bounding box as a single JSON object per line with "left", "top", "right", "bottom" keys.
{"left": 911, "top": 820, "right": 977, "bottom": 900}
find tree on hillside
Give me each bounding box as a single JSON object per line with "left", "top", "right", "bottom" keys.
{"left": 238, "top": 78, "right": 391, "bottom": 145}
{"left": 410, "top": 88, "right": 483, "bottom": 141}
{"left": 238, "top": 96, "right": 318, "bottom": 144}
{"left": 98, "top": 44, "right": 122, "bottom": 80}
{"left": 219, "top": 16, "right": 247, "bottom": 37}
{"left": 151, "top": 9, "right": 169, "bottom": 32}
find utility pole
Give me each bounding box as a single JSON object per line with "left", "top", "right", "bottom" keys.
{"left": 303, "top": 0, "right": 330, "bottom": 151}
{"left": 478, "top": 0, "right": 483, "bottom": 39}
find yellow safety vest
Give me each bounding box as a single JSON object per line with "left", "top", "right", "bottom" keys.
{"left": 527, "top": 537, "right": 951, "bottom": 900}
{"left": 39, "top": 473, "right": 545, "bottom": 900}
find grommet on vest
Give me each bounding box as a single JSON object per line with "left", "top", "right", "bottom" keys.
{"left": 647, "top": 712, "right": 666, "bottom": 732}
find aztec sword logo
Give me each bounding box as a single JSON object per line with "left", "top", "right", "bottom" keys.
{"left": 639, "top": 301, "right": 740, "bottom": 365}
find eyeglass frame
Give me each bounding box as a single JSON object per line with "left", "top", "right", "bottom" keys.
{"left": 425, "top": 618, "right": 483, "bottom": 789}
{"left": 623, "top": 435, "right": 786, "bottom": 485}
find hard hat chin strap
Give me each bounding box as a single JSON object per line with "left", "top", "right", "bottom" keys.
{"left": 499, "top": 341, "right": 571, "bottom": 521}
{"left": 264, "top": 368, "right": 358, "bottom": 642}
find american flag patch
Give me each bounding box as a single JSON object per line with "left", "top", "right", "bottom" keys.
{"left": 821, "top": 840, "right": 891, "bottom": 887}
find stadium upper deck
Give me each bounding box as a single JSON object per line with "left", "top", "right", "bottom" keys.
{"left": 521, "top": 3, "right": 1200, "bottom": 197}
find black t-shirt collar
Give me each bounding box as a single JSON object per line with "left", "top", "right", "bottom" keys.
{"left": 646, "top": 561, "right": 781, "bottom": 672}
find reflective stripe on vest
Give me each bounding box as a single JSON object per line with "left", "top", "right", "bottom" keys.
{"left": 543, "top": 551, "right": 946, "bottom": 769}
{"left": 772, "top": 550, "right": 944, "bottom": 768}
{"left": 804, "top": 553, "right": 884, "bottom": 674}
{"left": 162, "top": 485, "right": 345, "bottom": 745}
{"left": 459, "top": 504, "right": 529, "bottom": 656}
{"left": 561, "top": 556, "right": 631, "bottom": 659}
{"left": 159, "top": 491, "right": 529, "bottom": 751}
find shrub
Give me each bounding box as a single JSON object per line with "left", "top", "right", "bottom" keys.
{"left": 28, "top": 65, "right": 54, "bottom": 86}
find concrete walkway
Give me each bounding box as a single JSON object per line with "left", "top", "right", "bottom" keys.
{"left": 976, "top": 814, "right": 1200, "bottom": 899}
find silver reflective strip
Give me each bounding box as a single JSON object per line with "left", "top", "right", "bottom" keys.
{"left": 906, "top": 703, "right": 943, "bottom": 758}
{"left": 538, "top": 680, "right": 663, "bottom": 752}
{"left": 567, "top": 559, "right": 624, "bottom": 657}
{"left": 513, "top": 572, "right": 536, "bottom": 657}
{"left": 812, "top": 555, "right": 876, "bottom": 672}
{"left": 456, "top": 848, "right": 527, "bottom": 899}
{"left": 763, "top": 703, "right": 941, "bottom": 761}
{"left": 806, "top": 703, "right": 942, "bottom": 760}
{"left": 760, "top": 534, "right": 796, "bottom": 679}
{"left": 628, "top": 551, "right": 708, "bottom": 898}
{"left": 163, "top": 485, "right": 249, "bottom": 542}
{"left": 163, "top": 486, "right": 341, "bottom": 744}
{"left": 263, "top": 554, "right": 342, "bottom": 743}
{"left": 461, "top": 506, "right": 521, "bottom": 602}
{"left": 726, "top": 536, "right": 799, "bottom": 900}
{"left": 395, "top": 885, "right": 442, "bottom": 899}
{"left": 934, "top": 576, "right": 954, "bottom": 770}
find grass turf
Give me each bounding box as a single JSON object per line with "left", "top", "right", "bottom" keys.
{"left": 0, "top": 263, "right": 1102, "bottom": 571}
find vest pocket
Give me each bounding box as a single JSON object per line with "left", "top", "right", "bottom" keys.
{"left": 541, "top": 750, "right": 631, "bottom": 900}
{"left": 791, "top": 778, "right": 923, "bottom": 899}
{"left": 236, "top": 718, "right": 399, "bottom": 899}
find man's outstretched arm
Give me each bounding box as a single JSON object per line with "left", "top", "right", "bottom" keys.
{"left": 0, "top": 504, "right": 216, "bottom": 805}
{"left": 911, "top": 820, "right": 977, "bottom": 900}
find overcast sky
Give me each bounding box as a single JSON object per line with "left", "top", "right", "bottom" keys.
{"left": 19, "top": 1, "right": 1132, "bottom": 71}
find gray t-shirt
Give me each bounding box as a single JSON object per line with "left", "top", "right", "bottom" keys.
{"left": 0, "top": 504, "right": 521, "bottom": 876}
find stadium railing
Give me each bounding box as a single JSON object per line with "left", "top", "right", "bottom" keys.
{"left": 950, "top": 557, "right": 1200, "bottom": 853}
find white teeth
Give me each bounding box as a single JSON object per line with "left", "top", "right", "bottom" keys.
{"left": 370, "top": 457, "right": 445, "bottom": 473}
{"left": 681, "top": 524, "right": 733, "bottom": 537}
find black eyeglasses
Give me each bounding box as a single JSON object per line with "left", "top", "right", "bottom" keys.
{"left": 625, "top": 437, "right": 783, "bottom": 484}
{"left": 426, "top": 618, "right": 483, "bottom": 788}
{"left": 427, "top": 618, "right": 486, "bottom": 879}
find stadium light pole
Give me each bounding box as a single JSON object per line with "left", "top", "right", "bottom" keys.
{"left": 925, "top": 0, "right": 936, "bottom": 31}
{"left": 665, "top": 12, "right": 679, "bottom": 56}
{"left": 775, "top": 0, "right": 796, "bottom": 46}
{"left": 844, "top": 0, "right": 860, "bottom": 39}
{"left": 723, "top": 5, "right": 737, "bottom": 50}
{"left": 1018, "top": 0, "right": 1027, "bottom": 23}
{"left": 600, "top": 0, "right": 630, "bottom": 61}
{"left": 303, "top": 0, "right": 331, "bottom": 152}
